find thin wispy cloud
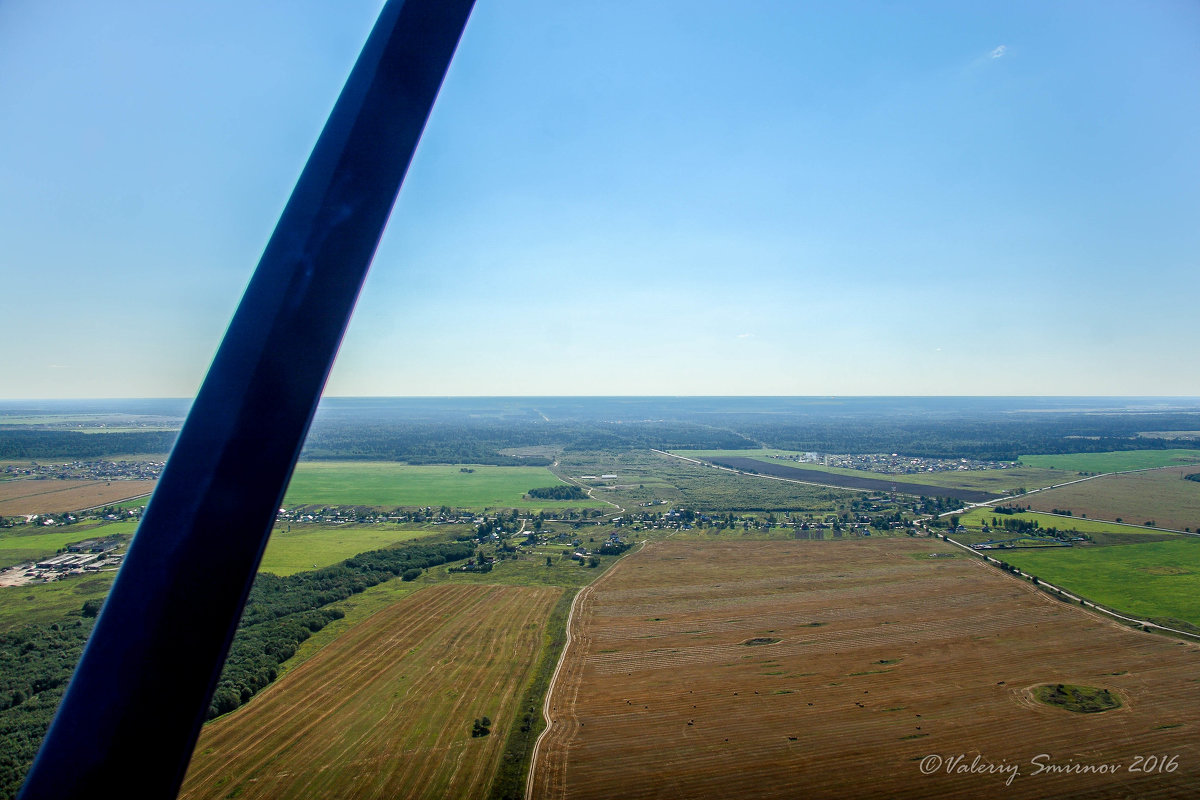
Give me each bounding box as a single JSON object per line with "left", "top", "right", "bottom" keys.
{"left": 736, "top": 333, "right": 752, "bottom": 339}
{"left": 990, "top": 45, "right": 1007, "bottom": 59}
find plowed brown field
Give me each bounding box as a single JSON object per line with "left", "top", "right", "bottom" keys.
{"left": 181, "top": 583, "right": 561, "bottom": 800}
{"left": 0, "top": 479, "right": 155, "bottom": 514}
{"left": 531, "top": 538, "right": 1200, "bottom": 799}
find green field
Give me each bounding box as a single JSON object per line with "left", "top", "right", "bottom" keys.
{"left": 111, "top": 496, "right": 150, "bottom": 510}
{"left": 0, "top": 520, "right": 138, "bottom": 569}
{"left": 1018, "top": 466, "right": 1200, "bottom": 533}
{"left": 563, "top": 450, "right": 853, "bottom": 513}
{"left": 957, "top": 508, "right": 1178, "bottom": 545}
{"left": 999, "top": 539, "right": 1200, "bottom": 630}
{"left": 0, "top": 575, "right": 115, "bottom": 631}
{"left": 283, "top": 462, "right": 606, "bottom": 510}
{"left": 1019, "top": 449, "right": 1200, "bottom": 473}
{"left": 259, "top": 522, "right": 462, "bottom": 576}
{"left": 673, "top": 449, "right": 1066, "bottom": 493}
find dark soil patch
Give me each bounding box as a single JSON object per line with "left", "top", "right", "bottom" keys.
{"left": 708, "top": 457, "right": 999, "bottom": 502}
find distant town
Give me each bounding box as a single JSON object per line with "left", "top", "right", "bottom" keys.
{"left": 2, "top": 459, "right": 164, "bottom": 482}
{"left": 764, "top": 452, "right": 1015, "bottom": 474}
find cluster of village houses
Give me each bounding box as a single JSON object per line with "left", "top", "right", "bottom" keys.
{"left": 768, "top": 452, "right": 1013, "bottom": 475}
{"left": 3, "top": 459, "right": 164, "bottom": 481}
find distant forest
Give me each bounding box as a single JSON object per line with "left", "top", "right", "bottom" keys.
{"left": 3, "top": 398, "right": 1199, "bottom": 464}
{"left": 0, "top": 430, "right": 176, "bottom": 460}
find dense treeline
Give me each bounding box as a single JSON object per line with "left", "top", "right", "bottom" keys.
{"left": 0, "top": 430, "right": 177, "bottom": 459}
{"left": 210, "top": 541, "right": 473, "bottom": 718}
{"left": 9, "top": 402, "right": 1195, "bottom": 465}
{"left": 300, "top": 419, "right": 755, "bottom": 464}
{"left": 0, "top": 619, "right": 93, "bottom": 799}
{"left": 728, "top": 413, "right": 1200, "bottom": 460}
{"left": 526, "top": 486, "right": 588, "bottom": 500}
{"left": 298, "top": 406, "right": 1200, "bottom": 464}
{"left": 0, "top": 541, "right": 473, "bottom": 798}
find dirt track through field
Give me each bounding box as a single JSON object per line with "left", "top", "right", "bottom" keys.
{"left": 531, "top": 538, "right": 1200, "bottom": 799}
{"left": 181, "top": 583, "right": 560, "bottom": 800}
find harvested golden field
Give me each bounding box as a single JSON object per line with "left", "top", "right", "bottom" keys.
{"left": 531, "top": 538, "right": 1200, "bottom": 800}
{"left": 1019, "top": 466, "right": 1200, "bottom": 532}
{"left": 181, "top": 583, "right": 561, "bottom": 800}
{"left": 0, "top": 479, "right": 155, "bottom": 515}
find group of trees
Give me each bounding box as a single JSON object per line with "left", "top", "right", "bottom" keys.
{"left": 0, "top": 620, "right": 95, "bottom": 797}
{"left": 297, "top": 416, "right": 756, "bottom": 466}
{"left": 0, "top": 430, "right": 177, "bottom": 459}
{"left": 984, "top": 516, "right": 1088, "bottom": 543}
{"left": 209, "top": 541, "right": 472, "bottom": 719}
{"left": 526, "top": 485, "right": 587, "bottom": 501}
{"left": 0, "top": 539, "right": 476, "bottom": 796}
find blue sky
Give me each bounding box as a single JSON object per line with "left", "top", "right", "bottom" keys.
{"left": 2, "top": 0, "right": 1197, "bottom": 398}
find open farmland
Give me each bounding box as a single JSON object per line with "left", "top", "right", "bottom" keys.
{"left": 679, "top": 450, "right": 1066, "bottom": 494}
{"left": 955, "top": 508, "right": 1182, "bottom": 546}
{"left": 999, "top": 539, "right": 1200, "bottom": 631}
{"left": 700, "top": 456, "right": 999, "bottom": 502}
{"left": 181, "top": 583, "right": 560, "bottom": 800}
{"left": 1019, "top": 466, "right": 1200, "bottom": 532}
{"left": 531, "top": 538, "right": 1200, "bottom": 800}
{"left": 0, "top": 479, "right": 155, "bottom": 515}
{"left": 257, "top": 523, "right": 464, "bottom": 576}
{"left": 562, "top": 450, "right": 852, "bottom": 513}
{"left": 283, "top": 462, "right": 606, "bottom": 510}
{"left": 1018, "top": 450, "right": 1200, "bottom": 473}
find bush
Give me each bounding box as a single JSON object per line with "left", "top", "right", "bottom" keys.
{"left": 401, "top": 568, "right": 422, "bottom": 582}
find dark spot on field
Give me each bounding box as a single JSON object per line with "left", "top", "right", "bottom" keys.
{"left": 743, "top": 637, "right": 781, "bottom": 646}
{"left": 1032, "top": 683, "right": 1122, "bottom": 713}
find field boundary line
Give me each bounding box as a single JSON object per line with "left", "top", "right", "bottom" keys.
{"left": 650, "top": 449, "right": 877, "bottom": 495}
{"left": 75, "top": 493, "right": 153, "bottom": 513}
{"left": 525, "top": 539, "right": 646, "bottom": 800}
{"left": 937, "top": 533, "right": 1200, "bottom": 642}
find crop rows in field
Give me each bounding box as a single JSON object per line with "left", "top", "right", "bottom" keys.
{"left": 532, "top": 538, "right": 1200, "bottom": 800}
{"left": 181, "top": 584, "right": 560, "bottom": 800}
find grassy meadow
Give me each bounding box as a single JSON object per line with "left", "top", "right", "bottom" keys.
{"left": 1019, "top": 466, "right": 1200, "bottom": 532}
{"left": 283, "top": 462, "right": 606, "bottom": 510}
{"left": 672, "top": 449, "right": 1067, "bottom": 493}
{"left": 999, "top": 539, "right": 1200, "bottom": 630}
{"left": 258, "top": 522, "right": 464, "bottom": 576}
{"left": 564, "top": 450, "right": 853, "bottom": 512}
{"left": 1018, "top": 449, "right": 1200, "bottom": 473}
{"left": 955, "top": 508, "right": 1181, "bottom": 545}
{"left": 0, "top": 575, "right": 115, "bottom": 631}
